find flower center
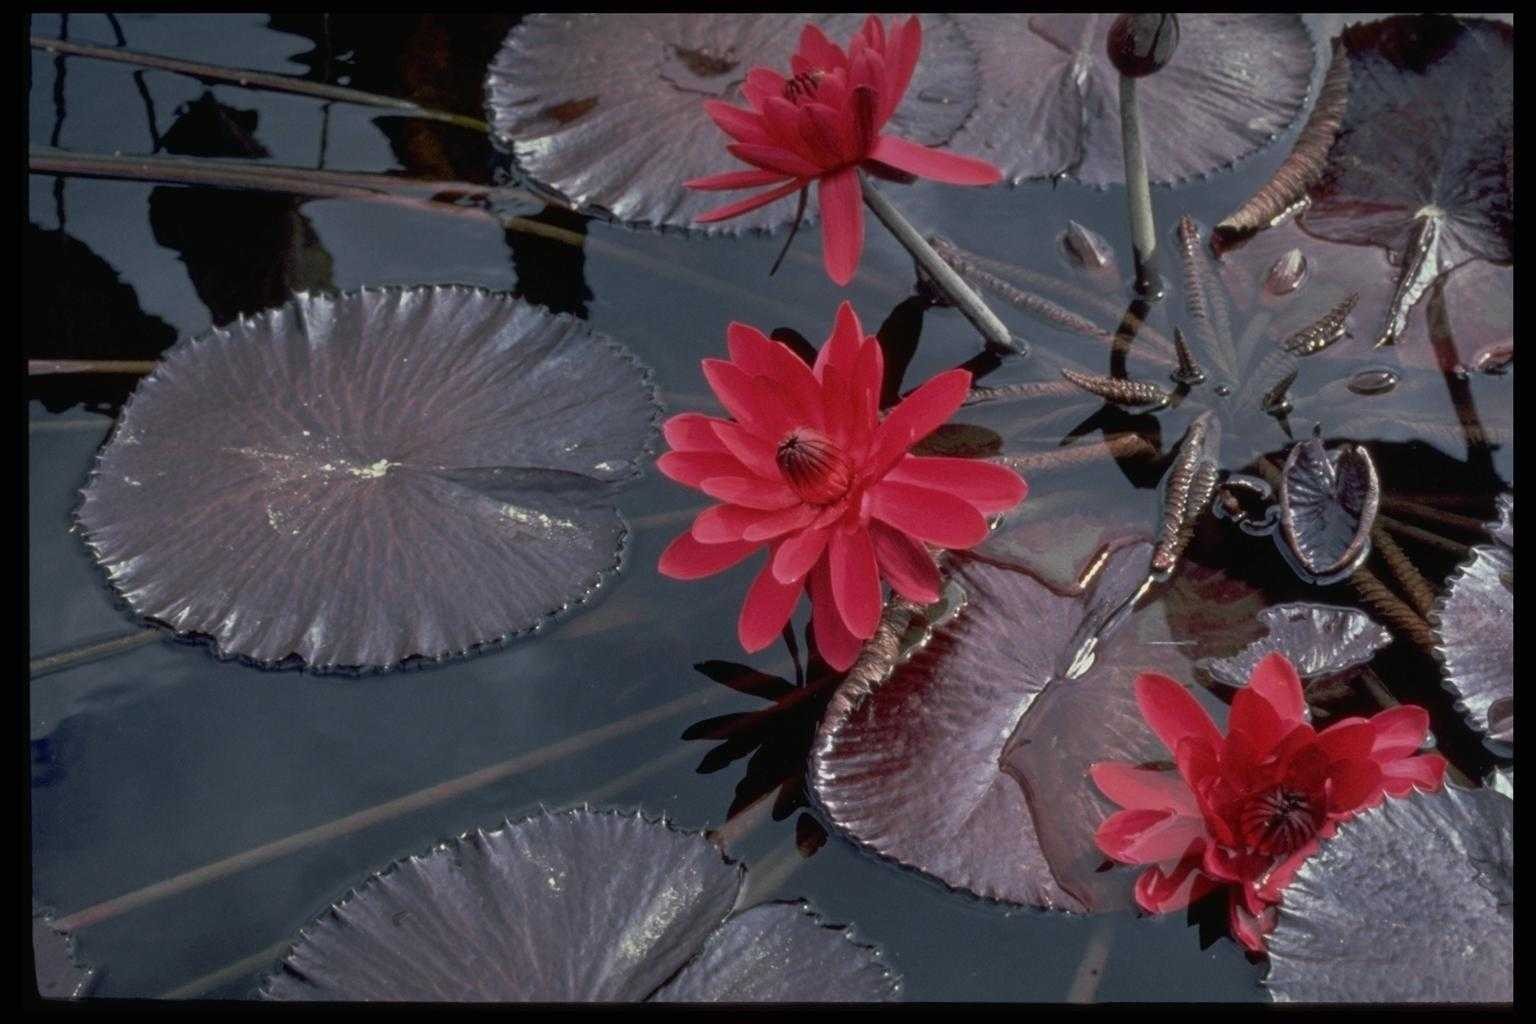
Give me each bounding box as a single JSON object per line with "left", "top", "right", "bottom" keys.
{"left": 782, "top": 70, "right": 826, "bottom": 105}
{"left": 1239, "top": 787, "right": 1322, "bottom": 856}
{"left": 775, "top": 428, "right": 852, "bottom": 505}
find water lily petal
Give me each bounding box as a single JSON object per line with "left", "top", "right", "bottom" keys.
{"left": 885, "top": 455, "right": 1027, "bottom": 515}
{"left": 868, "top": 134, "right": 1001, "bottom": 185}
{"left": 694, "top": 179, "right": 806, "bottom": 224}
{"left": 662, "top": 413, "right": 732, "bottom": 453}
{"left": 702, "top": 101, "right": 774, "bottom": 147}
{"left": 1136, "top": 673, "right": 1223, "bottom": 757}
{"left": 829, "top": 526, "right": 883, "bottom": 640}
{"left": 739, "top": 553, "right": 805, "bottom": 652}
{"left": 656, "top": 450, "right": 748, "bottom": 488}
{"left": 684, "top": 167, "right": 789, "bottom": 191}
{"left": 809, "top": 557, "right": 865, "bottom": 670}
{"left": 1368, "top": 704, "right": 1432, "bottom": 761}
{"left": 1090, "top": 763, "right": 1199, "bottom": 815}
{"left": 1097, "top": 808, "right": 1205, "bottom": 865}
{"left": 699, "top": 475, "right": 800, "bottom": 511}
{"left": 772, "top": 525, "right": 832, "bottom": 584}
{"left": 868, "top": 519, "right": 940, "bottom": 604}
{"left": 817, "top": 166, "right": 864, "bottom": 286}
{"left": 869, "top": 369, "right": 972, "bottom": 474}
{"left": 741, "top": 503, "right": 819, "bottom": 544}
{"left": 659, "top": 532, "right": 758, "bottom": 580}
{"left": 866, "top": 480, "right": 989, "bottom": 549}
{"left": 1134, "top": 856, "right": 1218, "bottom": 914}
{"left": 1246, "top": 651, "right": 1308, "bottom": 723}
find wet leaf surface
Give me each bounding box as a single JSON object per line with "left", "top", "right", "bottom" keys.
{"left": 1431, "top": 493, "right": 1514, "bottom": 745}
{"left": 76, "top": 286, "right": 660, "bottom": 671}
{"left": 1198, "top": 602, "right": 1392, "bottom": 696}
{"left": 811, "top": 538, "right": 1226, "bottom": 911}
{"left": 1298, "top": 15, "right": 1513, "bottom": 346}
{"left": 261, "top": 808, "right": 898, "bottom": 1002}
{"left": 32, "top": 905, "right": 97, "bottom": 999}
{"left": 1278, "top": 438, "right": 1379, "bottom": 583}
{"left": 1266, "top": 785, "right": 1513, "bottom": 1003}
{"left": 949, "top": 14, "right": 1313, "bottom": 187}
{"left": 486, "top": 13, "right": 978, "bottom": 230}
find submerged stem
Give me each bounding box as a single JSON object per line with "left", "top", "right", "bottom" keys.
{"left": 859, "top": 175, "right": 1021, "bottom": 354}
{"left": 29, "top": 35, "right": 490, "bottom": 134}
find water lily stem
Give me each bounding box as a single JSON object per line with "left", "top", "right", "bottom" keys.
{"left": 1117, "top": 76, "right": 1163, "bottom": 298}
{"left": 1371, "top": 525, "right": 1439, "bottom": 619}
{"left": 859, "top": 175, "right": 1022, "bottom": 354}
{"left": 29, "top": 35, "right": 491, "bottom": 134}
{"left": 996, "top": 433, "right": 1157, "bottom": 474}
{"left": 29, "top": 359, "right": 155, "bottom": 376}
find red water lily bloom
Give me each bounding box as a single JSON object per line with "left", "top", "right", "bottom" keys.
{"left": 1092, "top": 653, "right": 1447, "bottom": 952}
{"left": 685, "top": 15, "right": 1002, "bottom": 285}
{"left": 656, "top": 301, "right": 1027, "bottom": 670}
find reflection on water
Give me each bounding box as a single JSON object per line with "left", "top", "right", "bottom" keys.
{"left": 28, "top": 12, "right": 1510, "bottom": 1002}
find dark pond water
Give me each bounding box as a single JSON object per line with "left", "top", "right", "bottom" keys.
{"left": 28, "top": 13, "right": 1512, "bottom": 1001}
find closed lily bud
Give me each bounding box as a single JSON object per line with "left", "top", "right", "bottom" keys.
{"left": 1106, "top": 13, "right": 1180, "bottom": 78}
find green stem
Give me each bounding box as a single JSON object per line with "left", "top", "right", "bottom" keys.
{"left": 859, "top": 175, "right": 1022, "bottom": 353}
{"left": 1117, "top": 75, "right": 1162, "bottom": 298}
{"left": 30, "top": 34, "right": 490, "bottom": 134}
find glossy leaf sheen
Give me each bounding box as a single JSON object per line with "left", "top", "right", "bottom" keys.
{"left": 1266, "top": 785, "right": 1513, "bottom": 1003}
{"left": 811, "top": 539, "right": 1224, "bottom": 911}
{"left": 262, "top": 808, "right": 899, "bottom": 1002}
{"left": 950, "top": 14, "right": 1312, "bottom": 186}
{"left": 1431, "top": 494, "right": 1514, "bottom": 745}
{"left": 486, "top": 14, "right": 978, "bottom": 230}
{"left": 76, "top": 287, "right": 659, "bottom": 671}
{"left": 32, "top": 909, "right": 97, "bottom": 1000}
{"left": 1199, "top": 603, "right": 1392, "bottom": 689}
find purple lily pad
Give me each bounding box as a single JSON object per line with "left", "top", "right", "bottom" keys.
{"left": 485, "top": 13, "right": 978, "bottom": 230}
{"left": 1198, "top": 603, "right": 1391, "bottom": 694}
{"left": 1278, "top": 437, "right": 1380, "bottom": 584}
{"left": 76, "top": 286, "right": 660, "bottom": 672}
{"left": 1431, "top": 493, "right": 1513, "bottom": 745}
{"left": 1396, "top": 258, "right": 1513, "bottom": 373}
{"left": 810, "top": 538, "right": 1226, "bottom": 912}
{"left": 261, "top": 808, "right": 899, "bottom": 1002}
{"left": 949, "top": 14, "right": 1313, "bottom": 186}
{"left": 1266, "top": 785, "right": 1513, "bottom": 1003}
{"left": 1298, "top": 15, "right": 1513, "bottom": 346}
{"left": 32, "top": 906, "right": 97, "bottom": 1000}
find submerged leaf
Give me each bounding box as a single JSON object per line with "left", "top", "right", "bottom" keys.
{"left": 949, "top": 14, "right": 1313, "bottom": 186}
{"left": 1431, "top": 493, "right": 1514, "bottom": 745}
{"left": 1297, "top": 15, "right": 1513, "bottom": 346}
{"left": 1198, "top": 603, "right": 1391, "bottom": 694}
{"left": 76, "top": 287, "right": 659, "bottom": 671}
{"left": 486, "top": 14, "right": 978, "bottom": 230}
{"left": 1266, "top": 785, "right": 1513, "bottom": 1003}
{"left": 811, "top": 538, "right": 1224, "bottom": 911}
{"left": 263, "top": 808, "right": 899, "bottom": 1002}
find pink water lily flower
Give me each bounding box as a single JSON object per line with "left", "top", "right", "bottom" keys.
{"left": 656, "top": 301, "right": 1027, "bottom": 670}
{"left": 1092, "top": 654, "right": 1448, "bottom": 952}
{"left": 685, "top": 15, "right": 1002, "bottom": 285}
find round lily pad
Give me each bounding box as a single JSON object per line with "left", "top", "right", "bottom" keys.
{"left": 949, "top": 13, "right": 1314, "bottom": 186}
{"left": 486, "top": 13, "right": 979, "bottom": 230}
{"left": 810, "top": 538, "right": 1226, "bottom": 911}
{"left": 261, "top": 808, "right": 900, "bottom": 1002}
{"left": 76, "top": 286, "right": 660, "bottom": 672}
{"left": 1431, "top": 493, "right": 1513, "bottom": 745}
{"left": 1266, "top": 785, "right": 1513, "bottom": 1003}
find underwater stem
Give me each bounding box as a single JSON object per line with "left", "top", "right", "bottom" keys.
{"left": 29, "top": 35, "right": 491, "bottom": 133}
{"left": 859, "top": 175, "right": 1021, "bottom": 353}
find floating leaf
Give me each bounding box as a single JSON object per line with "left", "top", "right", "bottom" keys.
{"left": 1297, "top": 15, "right": 1513, "bottom": 346}
{"left": 32, "top": 905, "right": 97, "bottom": 999}
{"left": 1431, "top": 493, "right": 1513, "bottom": 745}
{"left": 76, "top": 287, "right": 659, "bottom": 671}
{"left": 811, "top": 538, "right": 1225, "bottom": 911}
{"left": 262, "top": 808, "right": 899, "bottom": 1002}
{"left": 1396, "top": 258, "right": 1512, "bottom": 373}
{"left": 1487, "top": 767, "right": 1513, "bottom": 800}
{"left": 1198, "top": 603, "right": 1391, "bottom": 697}
{"left": 949, "top": 14, "right": 1313, "bottom": 187}
{"left": 1266, "top": 785, "right": 1513, "bottom": 1003}
{"left": 485, "top": 13, "right": 978, "bottom": 230}
{"left": 1278, "top": 437, "right": 1379, "bottom": 583}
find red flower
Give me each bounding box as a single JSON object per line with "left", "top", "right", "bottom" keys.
{"left": 656, "top": 301, "right": 1027, "bottom": 670}
{"left": 1091, "top": 653, "right": 1447, "bottom": 952}
{"left": 685, "top": 16, "right": 1002, "bottom": 285}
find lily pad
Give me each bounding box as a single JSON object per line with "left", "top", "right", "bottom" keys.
{"left": 949, "top": 14, "right": 1314, "bottom": 187}
{"left": 1277, "top": 437, "right": 1380, "bottom": 584}
{"left": 32, "top": 906, "right": 97, "bottom": 999}
{"left": 261, "top": 808, "right": 899, "bottom": 1002}
{"left": 485, "top": 13, "right": 978, "bottom": 230}
{"left": 1266, "top": 785, "right": 1513, "bottom": 1003}
{"left": 1431, "top": 493, "right": 1513, "bottom": 745}
{"left": 76, "top": 286, "right": 659, "bottom": 672}
{"left": 1298, "top": 15, "right": 1513, "bottom": 347}
{"left": 810, "top": 538, "right": 1226, "bottom": 911}
{"left": 1199, "top": 603, "right": 1391, "bottom": 695}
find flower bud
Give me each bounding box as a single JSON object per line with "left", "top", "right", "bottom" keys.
{"left": 1106, "top": 14, "right": 1180, "bottom": 78}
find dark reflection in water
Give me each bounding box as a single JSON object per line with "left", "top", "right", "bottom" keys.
{"left": 26, "top": 11, "right": 1511, "bottom": 1003}
{"left": 149, "top": 93, "right": 334, "bottom": 326}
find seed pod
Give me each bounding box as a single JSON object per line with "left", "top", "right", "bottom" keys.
{"left": 1264, "top": 249, "right": 1309, "bottom": 298}
{"left": 1151, "top": 412, "right": 1218, "bottom": 578}
{"left": 1170, "top": 326, "right": 1206, "bottom": 385}
{"left": 1060, "top": 220, "right": 1115, "bottom": 270}
{"left": 1060, "top": 367, "right": 1171, "bottom": 407}
{"left": 1106, "top": 14, "right": 1180, "bottom": 78}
